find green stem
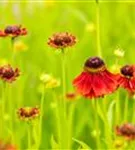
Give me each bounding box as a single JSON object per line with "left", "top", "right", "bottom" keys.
{"left": 61, "top": 50, "right": 66, "bottom": 118}
{"left": 38, "top": 86, "right": 45, "bottom": 148}
{"left": 67, "top": 102, "right": 76, "bottom": 149}
{"left": 93, "top": 100, "right": 100, "bottom": 148}
{"left": 132, "top": 98, "right": 135, "bottom": 123}
{"left": 124, "top": 94, "right": 128, "bottom": 122}
{"left": 96, "top": 0, "right": 102, "bottom": 57}
{"left": 27, "top": 124, "right": 31, "bottom": 149}
{"left": 52, "top": 90, "right": 61, "bottom": 148}
{"left": 115, "top": 91, "right": 120, "bottom": 125}
{"left": 96, "top": 0, "right": 98, "bottom": 4}
{"left": 1, "top": 82, "right": 6, "bottom": 138}
{"left": 11, "top": 37, "right": 16, "bottom": 64}
{"left": 60, "top": 49, "right": 68, "bottom": 149}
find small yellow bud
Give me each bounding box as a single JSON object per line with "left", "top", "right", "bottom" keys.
{"left": 14, "top": 41, "right": 28, "bottom": 52}
{"left": 40, "top": 73, "right": 52, "bottom": 84}
{"left": 86, "top": 22, "right": 95, "bottom": 32}
{"left": 114, "top": 48, "right": 124, "bottom": 58}
{"left": 40, "top": 73, "right": 60, "bottom": 89}
{"left": 113, "top": 139, "right": 125, "bottom": 149}
{"left": 110, "top": 64, "right": 120, "bottom": 73}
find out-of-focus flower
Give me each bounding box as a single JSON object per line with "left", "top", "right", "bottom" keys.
{"left": 0, "top": 65, "right": 20, "bottom": 83}
{"left": 17, "top": 106, "right": 40, "bottom": 121}
{"left": 114, "top": 48, "right": 125, "bottom": 58}
{"left": 14, "top": 40, "right": 28, "bottom": 52}
{"left": 85, "top": 22, "right": 95, "bottom": 32}
{"left": 66, "top": 92, "right": 79, "bottom": 100}
{"left": 0, "top": 25, "right": 27, "bottom": 38}
{"left": 48, "top": 32, "right": 76, "bottom": 49}
{"left": 118, "top": 65, "right": 135, "bottom": 94}
{"left": 0, "top": 140, "right": 17, "bottom": 150}
{"left": 40, "top": 73, "right": 60, "bottom": 89}
{"left": 113, "top": 139, "right": 125, "bottom": 149}
{"left": 73, "top": 57, "right": 119, "bottom": 99}
{"left": 116, "top": 123, "right": 135, "bottom": 140}
{"left": 110, "top": 64, "right": 120, "bottom": 73}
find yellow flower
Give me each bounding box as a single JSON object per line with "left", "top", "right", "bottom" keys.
{"left": 114, "top": 48, "right": 125, "bottom": 58}
{"left": 85, "top": 22, "right": 95, "bottom": 32}
{"left": 113, "top": 139, "right": 125, "bottom": 149}
{"left": 40, "top": 73, "right": 60, "bottom": 89}
{"left": 14, "top": 40, "right": 28, "bottom": 52}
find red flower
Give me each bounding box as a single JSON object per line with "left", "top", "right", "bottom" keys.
{"left": 118, "top": 65, "right": 135, "bottom": 94}
{"left": 116, "top": 123, "right": 135, "bottom": 140}
{"left": 73, "top": 57, "right": 118, "bottom": 99}
{"left": 0, "top": 25, "right": 27, "bottom": 38}
{"left": 48, "top": 32, "right": 76, "bottom": 49}
{"left": 0, "top": 65, "right": 20, "bottom": 83}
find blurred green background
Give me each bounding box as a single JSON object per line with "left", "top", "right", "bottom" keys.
{"left": 0, "top": 0, "right": 135, "bottom": 149}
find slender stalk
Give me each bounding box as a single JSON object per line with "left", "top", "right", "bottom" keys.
{"left": 38, "top": 86, "right": 45, "bottom": 148}
{"left": 115, "top": 91, "right": 120, "bottom": 125}
{"left": 96, "top": 0, "right": 102, "bottom": 57}
{"left": 11, "top": 37, "right": 16, "bottom": 64}
{"left": 132, "top": 98, "right": 135, "bottom": 123}
{"left": 61, "top": 50, "right": 66, "bottom": 118}
{"left": 1, "top": 82, "right": 6, "bottom": 138}
{"left": 52, "top": 90, "right": 61, "bottom": 148}
{"left": 27, "top": 124, "right": 31, "bottom": 149}
{"left": 93, "top": 99, "right": 100, "bottom": 148}
{"left": 124, "top": 94, "right": 128, "bottom": 122}
{"left": 67, "top": 103, "right": 76, "bottom": 149}
{"left": 60, "top": 49, "right": 68, "bottom": 149}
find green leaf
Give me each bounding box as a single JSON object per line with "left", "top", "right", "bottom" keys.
{"left": 51, "top": 135, "right": 59, "bottom": 149}
{"left": 72, "top": 138, "right": 92, "bottom": 150}
{"left": 107, "top": 101, "right": 115, "bottom": 128}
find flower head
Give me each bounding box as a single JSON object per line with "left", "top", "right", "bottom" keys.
{"left": 73, "top": 56, "right": 118, "bottom": 99}
{"left": 114, "top": 48, "right": 125, "bottom": 58}
{"left": 66, "top": 92, "right": 78, "bottom": 100}
{"left": 118, "top": 65, "right": 135, "bottom": 94}
{"left": 116, "top": 123, "right": 135, "bottom": 140}
{"left": 0, "top": 25, "right": 27, "bottom": 38}
{"left": 0, "top": 65, "right": 20, "bottom": 83}
{"left": 14, "top": 40, "right": 28, "bottom": 52}
{"left": 40, "top": 73, "right": 60, "bottom": 89}
{"left": 17, "top": 106, "right": 40, "bottom": 121}
{"left": 48, "top": 32, "right": 76, "bottom": 49}
{"left": 0, "top": 140, "right": 17, "bottom": 150}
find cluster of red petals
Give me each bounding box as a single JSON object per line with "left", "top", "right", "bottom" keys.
{"left": 118, "top": 65, "right": 135, "bottom": 94}
{"left": 0, "top": 140, "right": 17, "bottom": 150}
{"left": 48, "top": 32, "right": 76, "bottom": 49}
{"left": 0, "top": 65, "right": 20, "bottom": 83}
{"left": 0, "top": 25, "right": 27, "bottom": 38}
{"left": 116, "top": 123, "right": 135, "bottom": 140}
{"left": 17, "top": 106, "right": 40, "bottom": 121}
{"left": 73, "top": 57, "right": 119, "bottom": 99}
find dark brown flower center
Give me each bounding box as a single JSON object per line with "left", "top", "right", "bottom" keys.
{"left": 121, "top": 65, "right": 134, "bottom": 77}
{"left": 4, "top": 26, "right": 13, "bottom": 34}
{"left": 84, "top": 57, "right": 105, "bottom": 69}
{"left": 4, "top": 26, "right": 20, "bottom": 34}
{"left": 2, "top": 68, "right": 14, "bottom": 79}
{"left": 53, "top": 38, "right": 63, "bottom": 46}
{"left": 63, "top": 36, "right": 71, "bottom": 43}
{"left": 119, "top": 124, "right": 135, "bottom": 135}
